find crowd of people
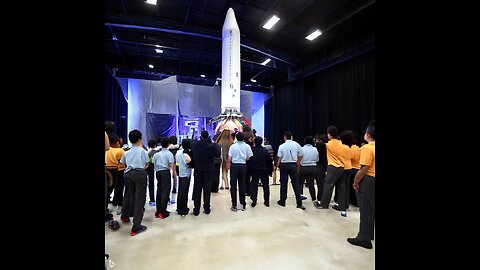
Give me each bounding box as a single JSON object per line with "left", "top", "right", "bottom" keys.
{"left": 104, "top": 120, "right": 375, "bottom": 249}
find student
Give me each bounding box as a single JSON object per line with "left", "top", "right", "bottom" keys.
{"left": 191, "top": 131, "right": 221, "bottom": 215}
{"left": 249, "top": 136, "right": 272, "bottom": 207}
{"left": 119, "top": 130, "right": 149, "bottom": 236}
{"left": 349, "top": 132, "right": 361, "bottom": 207}
{"left": 348, "top": 120, "right": 375, "bottom": 249}
{"left": 105, "top": 135, "right": 126, "bottom": 215}
{"left": 176, "top": 139, "right": 193, "bottom": 216}
{"left": 152, "top": 138, "right": 177, "bottom": 219}
{"left": 314, "top": 134, "right": 328, "bottom": 207}
{"left": 298, "top": 136, "right": 319, "bottom": 205}
{"left": 226, "top": 132, "right": 253, "bottom": 211}
{"left": 317, "top": 126, "right": 353, "bottom": 210}
{"left": 146, "top": 139, "right": 158, "bottom": 206}
{"left": 168, "top": 136, "right": 180, "bottom": 194}
{"left": 276, "top": 131, "right": 306, "bottom": 210}
{"left": 333, "top": 130, "right": 355, "bottom": 213}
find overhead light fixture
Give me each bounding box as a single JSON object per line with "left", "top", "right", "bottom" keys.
{"left": 263, "top": 15, "right": 280, "bottom": 30}
{"left": 305, "top": 29, "right": 322, "bottom": 41}
{"left": 145, "top": 0, "right": 157, "bottom": 5}
{"left": 148, "top": 64, "right": 154, "bottom": 68}
{"left": 261, "top": 59, "right": 271, "bottom": 65}
{"left": 155, "top": 49, "right": 163, "bottom": 53}
{"left": 112, "top": 35, "right": 118, "bottom": 41}
{"left": 250, "top": 78, "right": 257, "bottom": 83}
{"left": 200, "top": 74, "right": 206, "bottom": 78}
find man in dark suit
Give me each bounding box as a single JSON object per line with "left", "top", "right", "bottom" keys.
{"left": 191, "top": 130, "right": 221, "bottom": 215}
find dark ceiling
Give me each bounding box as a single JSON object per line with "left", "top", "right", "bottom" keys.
{"left": 105, "top": 0, "right": 375, "bottom": 91}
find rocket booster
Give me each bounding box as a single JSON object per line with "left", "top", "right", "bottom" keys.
{"left": 221, "top": 8, "right": 241, "bottom": 113}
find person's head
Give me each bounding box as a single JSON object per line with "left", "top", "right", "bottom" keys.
{"left": 161, "top": 137, "right": 171, "bottom": 148}
{"left": 304, "top": 136, "right": 314, "bottom": 145}
{"left": 284, "top": 131, "right": 292, "bottom": 141}
{"left": 201, "top": 130, "right": 209, "bottom": 140}
{"left": 236, "top": 132, "right": 245, "bottom": 142}
{"left": 108, "top": 134, "right": 120, "bottom": 147}
{"left": 169, "top": 136, "right": 178, "bottom": 145}
{"left": 148, "top": 139, "right": 157, "bottom": 149}
{"left": 339, "top": 130, "right": 354, "bottom": 147}
{"left": 364, "top": 120, "right": 375, "bottom": 142}
{"left": 319, "top": 134, "right": 328, "bottom": 143}
{"left": 327, "top": 126, "right": 338, "bottom": 140}
{"left": 181, "top": 139, "right": 191, "bottom": 150}
{"left": 254, "top": 136, "right": 263, "bottom": 146}
{"left": 105, "top": 121, "right": 115, "bottom": 134}
{"left": 253, "top": 129, "right": 257, "bottom": 136}
{"left": 128, "top": 130, "right": 142, "bottom": 145}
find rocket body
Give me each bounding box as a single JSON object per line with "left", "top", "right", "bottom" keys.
{"left": 221, "top": 8, "right": 241, "bottom": 113}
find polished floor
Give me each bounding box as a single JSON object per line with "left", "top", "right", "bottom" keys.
{"left": 105, "top": 171, "right": 374, "bottom": 270}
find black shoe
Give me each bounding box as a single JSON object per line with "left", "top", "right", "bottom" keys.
{"left": 297, "top": 205, "right": 306, "bottom": 210}
{"left": 230, "top": 205, "right": 237, "bottom": 212}
{"left": 204, "top": 209, "right": 211, "bottom": 215}
{"left": 193, "top": 209, "right": 200, "bottom": 216}
{"left": 332, "top": 205, "right": 344, "bottom": 211}
{"left": 251, "top": 201, "right": 257, "bottom": 207}
{"left": 172, "top": 189, "right": 177, "bottom": 194}
{"left": 130, "top": 225, "right": 147, "bottom": 236}
{"left": 314, "top": 201, "right": 328, "bottom": 209}
{"left": 277, "top": 200, "right": 285, "bottom": 207}
{"left": 347, "top": 238, "right": 373, "bottom": 249}
{"left": 264, "top": 202, "right": 270, "bottom": 207}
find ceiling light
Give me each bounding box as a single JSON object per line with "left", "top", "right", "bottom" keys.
{"left": 305, "top": 29, "right": 322, "bottom": 41}
{"left": 263, "top": 15, "right": 280, "bottom": 30}
{"left": 155, "top": 45, "right": 161, "bottom": 47}
{"left": 261, "top": 59, "right": 271, "bottom": 65}
{"left": 250, "top": 78, "right": 257, "bottom": 83}
{"left": 148, "top": 64, "right": 154, "bottom": 68}
{"left": 155, "top": 49, "right": 163, "bottom": 53}
{"left": 200, "top": 74, "right": 206, "bottom": 78}
{"left": 146, "top": 0, "right": 157, "bottom": 5}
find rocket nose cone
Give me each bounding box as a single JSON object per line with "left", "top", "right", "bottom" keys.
{"left": 223, "top": 7, "right": 239, "bottom": 31}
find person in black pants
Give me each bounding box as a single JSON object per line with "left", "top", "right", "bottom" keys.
{"left": 276, "top": 131, "right": 306, "bottom": 210}
{"left": 176, "top": 139, "right": 193, "bottom": 216}
{"left": 314, "top": 134, "right": 328, "bottom": 207}
{"left": 249, "top": 136, "right": 272, "bottom": 207}
{"left": 152, "top": 138, "right": 177, "bottom": 219}
{"left": 191, "top": 130, "right": 221, "bottom": 215}
{"left": 211, "top": 143, "right": 222, "bottom": 193}
{"left": 348, "top": 120, "right": 375, "bottom": 249}
{"left": 119, "top": 130, "right": 149, "bottom": 236}
{"left": 227, "top": 132, "right": 253, "bottom": 211}
{"left": 146, "top": 139, "right": 158, "bottom": 206}
{"left": 298, "top": 136, "right": 319, "bottom": 205}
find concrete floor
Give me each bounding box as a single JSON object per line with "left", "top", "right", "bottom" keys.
{"left": 106, "top": 171, "right": 374, "bottom": 270}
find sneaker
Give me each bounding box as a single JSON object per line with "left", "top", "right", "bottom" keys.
{"left": 105, "top": 213, "right": 114, "bottom": 222}
{"left": 170, "top": 199, "right": 176, "bottom": 204}
{"left": 149, "top": 201, "right": 156, "bottom": 206}
{"left": 237, "top": 204, "right": 244, "bottom": 211}
{"left": 130, "top": 225, "right": 148, "bottom": 236}
{"left": 154, "top": 212, "right": 160, "bottom": 218}
{"left": 220, "top": 187, "right": 224, "bottom": 190}
{"left": 300, "top": 194, "right": 307, "bottom": 200}
{"left": 314, "top": 201, "right": 328, "bottom": 209}
{"left": 230, "top": 205, "right": 237, "bottom": 212}
{"left": 296, "top": 205, "right": 306, "bottom": 210}
{"left": 204, "top": 209, "right": 211, "bottom": 215}
{"left": 251, "top": 201, "right": 257, "bottom": 207}
{"left": 160, "top": 211, "right": 171, "bottom": 219}
{"left": 347, "top": 238, "right": 372, "bottom": 249}
{"left": 116, "top": 206, "right": 122, "bottom": 215}
{"left": 332, "top": 205, "right": 344, "bottom": 211}
{"left": 341, "top": 211, "right": 347, "bottom": 217}
{"left": 120, "top": 216, "right": 130, "bottom": 222}
{"left": 277, "top": 200, "right": 285, "bottom": 207}
{"left": 264, "top": 202, "right": 270, "bottom": 207}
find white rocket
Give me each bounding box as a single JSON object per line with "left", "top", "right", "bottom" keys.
{"left": 210, "top": 8, "right": 249, "bottom": 132}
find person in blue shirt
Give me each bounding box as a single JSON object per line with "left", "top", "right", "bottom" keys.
{"left": 152, "top": 137, "right": 177, "bottom": 219}
{"left": 119, "top": 130, "right": 149, "bottom": 236}
{"left": 176, "top": 139, "right": 193, "bottom": 216}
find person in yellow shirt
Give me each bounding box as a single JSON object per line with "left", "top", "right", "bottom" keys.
{"left": 348, "top": 120, "right": 375, "bottom": 249}
{"left": 349, "top": 132, "right": 362, "bottom": 207}
{"left": 105, "top": 135, "right": 126, "bottom": 215}
{"left": 317, "top": 126, "right": 353, "bottom": 210}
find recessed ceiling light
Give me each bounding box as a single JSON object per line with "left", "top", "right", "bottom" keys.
{"left": 250, "top": 78, "right": 257, "bottom": 83}
{"left": 148, "top": 64, "right": 154, "bottom": 68}
{"left": 146, "top": 0, "right": 157, "bottom": 5}
{"left": 305, "top": 29, "right": 322, "bottom": 41}
{"left": 263, "top": 15, "right": 280, "bottom": 30}
{"left": 261, "top": 59, "right": 271, "bottom": 65}
{"left": 200, "top": 74, "right": 206, "bottom": 78}
{"left": 155, "top": 49, "right": 163, "bottom": 53}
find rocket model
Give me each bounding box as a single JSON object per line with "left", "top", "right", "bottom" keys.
{"left": 209, "top": 8, "right": 250, "bottom": 133}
